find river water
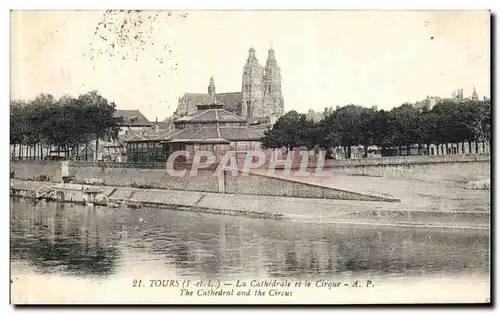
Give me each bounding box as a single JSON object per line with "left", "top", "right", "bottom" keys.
{"left": 10, "top": 197, "right": 490, "bottom": 304}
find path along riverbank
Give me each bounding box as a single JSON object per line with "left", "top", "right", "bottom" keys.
{"left": 10, "top": 178, "right": 490, "bottom": 230}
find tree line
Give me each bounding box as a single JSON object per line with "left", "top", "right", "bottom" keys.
{"left": 10, "top": 91, "right": 123, "bottom": 160}
{"left": 261, "top": 99, "right": 491, "bottom": 159}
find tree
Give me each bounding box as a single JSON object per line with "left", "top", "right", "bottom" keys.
{"left": 259, "top": 99, "right": 493, "bottom": 159}
{"left": 389, "top": 104, "right": 419, "bottom": 155}
{"left": 420, "top": 110, "right": 441, "bottom": 154}
{"left": 10, "top": 92, "right": 122, "bottom": 161}
{"left": 358, "top": 108, "right": 377, "bottom": 157}
{"left": 28, "top": 94, "right": 56, "bottom": 159}
{"left": 454, "top": 101, "right": 479, "bottom": 154}
{"left": 323, "top": 105, "right": 365, "bottom": 159}
{"left": 77, "top": 91, "right": 123, "bottom": 160}
{"left": 10, "top": 100, "right": 27, "bottom": 159}
{"left": 297, "top": 115, "right": 317, "bottom": 149}
{"left": 471, "top": 100, "right": 491, "bottom": 145}
{"left": 43, "top": 96, "right": 81, "bottom": 158}
{"left": 261, "top": 111, "right": 316, "bottom": 151}
{"left": 371, "top": 110, "right": 393, "bottom": 152}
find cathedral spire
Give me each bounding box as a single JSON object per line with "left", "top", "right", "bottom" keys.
{"left": 268, "top": 46, "right": 275, "bottom": 59}
{"left": 472, "top": 86, "right": 478, "bottom": 100}
{"left": 246, "top": 46, "right": 258, "bottom": 64}
{"left": 264, "top": 46, "right": 279, "bottom": 76}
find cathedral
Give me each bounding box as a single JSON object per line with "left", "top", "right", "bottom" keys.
{"left": 173, "top": 47, "right": 285, "bottom": 124}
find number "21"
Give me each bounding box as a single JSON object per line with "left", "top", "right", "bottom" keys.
{"left": 132, "top": 279, "right": 143, "bottom": 287}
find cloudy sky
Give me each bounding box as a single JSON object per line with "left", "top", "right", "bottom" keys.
{"left": 11, "top": 10, "right": 490, "bottom": 121}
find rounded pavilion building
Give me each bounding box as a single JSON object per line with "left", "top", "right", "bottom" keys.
{"left": 125, "top": 77, "right": 265, "bottom": 163}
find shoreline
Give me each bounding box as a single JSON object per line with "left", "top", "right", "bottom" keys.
{"left": 10, "top": 179, "right": 490, "bottom": 230}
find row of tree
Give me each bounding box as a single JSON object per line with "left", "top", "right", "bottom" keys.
{"left": 261, "top": 100, "right": 491, "bottom": 159}
{"left": 10, "top": 91, "right": 122, "bottom": 160}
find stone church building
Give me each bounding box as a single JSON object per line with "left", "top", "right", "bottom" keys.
{"left": 173, "top": 47, "right": 285, "bottom": 124}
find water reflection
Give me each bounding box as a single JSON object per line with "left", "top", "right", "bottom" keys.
{"left": 11, "top": 199, "right": 120, "bottom": 277}
{"left": 10, "top": 198, "right": 489, "bottom": 280}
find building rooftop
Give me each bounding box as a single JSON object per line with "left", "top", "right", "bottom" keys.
{"left": 115, "top": 110, "right": 151, "bottom": 126}
{"left": 178, "top": 92, "right": 242, "bottom": 114}
{"left": 124, "top": 125, "right": 263, "bottom": 144}
{"left": 174, "top": 105, "right": 247, "bottom": 124}
{"left": 159, "top": 126, "right": 263, "bottom": 144}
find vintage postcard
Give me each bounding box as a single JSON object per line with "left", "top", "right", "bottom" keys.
{"left": 9, "top": 10, "right": 491, "bottom": 305}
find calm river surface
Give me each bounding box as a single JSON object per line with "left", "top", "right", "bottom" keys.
{"left": 10, "top": 197, "right": 490, "bottom": 303}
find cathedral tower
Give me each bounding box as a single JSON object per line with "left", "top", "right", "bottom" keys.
{"left": 241, "top": 47, "right": 263, "bottom": 120}
{"left": 262, "top": 48, "right": 284, "bottom": 118}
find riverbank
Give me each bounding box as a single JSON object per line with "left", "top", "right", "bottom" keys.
{"left": 10, "top": 179, "right": 490, "bottom": 230}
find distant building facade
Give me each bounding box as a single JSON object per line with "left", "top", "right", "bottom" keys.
{"left": 173, "top": 47, "right": 285, "bottom": 125}
{"left": 114, "top": 109, "right": 152, "bottom": 136}
{"left": 414, "top": 96, "right": 441, "bottom": 111}
{"left": 414, "top": 86, "right": 486, "bottom": 111}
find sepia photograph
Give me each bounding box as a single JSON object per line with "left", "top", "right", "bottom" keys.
{"left": 9, "top": 9, "right": 491, "bottom": 305}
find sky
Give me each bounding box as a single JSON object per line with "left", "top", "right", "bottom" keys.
{"left": 10, "top": 10, "right": 491, "bottom": 121}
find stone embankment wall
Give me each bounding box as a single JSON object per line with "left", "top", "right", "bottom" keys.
{"left": 10, "top": 154, "right": 490, "bottom": 201}
{"left": 231, "top": 153, "right": 490, "bottom": 185}
{"left": 233, "top": 152, "right": 490, "bottom": 182}
{"left": 67, "top": 162, "right": 219, "bottom": 193}
{"left": 322, "top": 154, "right": 490, "bottom": 182}
{"left": 225, "top": 171, "right": 397, "bottom": 202}
{"left": 10, "top": 160, "right": 62, "bottom": 182}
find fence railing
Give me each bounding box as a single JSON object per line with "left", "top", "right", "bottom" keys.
{"left": 68, "top": 161, "right": 167, "bottom": 169}
{"left": 27, "top": 152, "right": 493, "bottom": 171}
